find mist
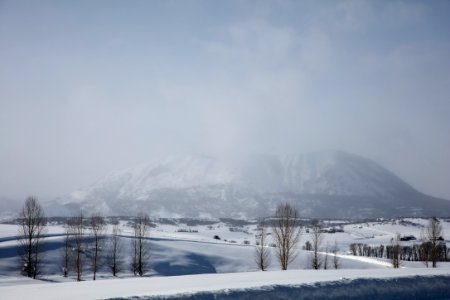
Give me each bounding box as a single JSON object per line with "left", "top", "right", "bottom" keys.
{"left": 1, "top": 0, "right": 449, "bottom": 201}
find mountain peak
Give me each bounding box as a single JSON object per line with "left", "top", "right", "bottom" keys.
{"left": 47, "top": 151, "right": 450, "bottom": 218}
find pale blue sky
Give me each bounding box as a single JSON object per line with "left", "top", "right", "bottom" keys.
{"left": 1, "top": 0, "right": 450, "bottom": 200}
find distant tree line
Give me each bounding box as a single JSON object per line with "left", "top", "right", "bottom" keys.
{"left": 349, "top": 242, "right": 448, "bottom": 262}
{"left": 348, "top": 218, "right": 447, "bottom": 268}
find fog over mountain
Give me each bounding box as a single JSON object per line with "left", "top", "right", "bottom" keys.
{"left": 1, "top": 1, "right": 450, "bottom": 205}
{"left": 45, "top": 151, "right": 450, "bottom": 219}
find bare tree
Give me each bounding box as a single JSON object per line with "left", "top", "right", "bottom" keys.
{"left": 61, "top": 224, "right": 71, "bottom": 277}
{"left": 323, "top": 245, "right": 329, "bottom": 270}
{"left": 69, "top": 212, "right": 85, "bottom": 281}
{"left": 391, "top": 233, "right": 401, "bottom": 268}
{"left": 310, "top": 222, "right": 323, "bottom": 270}
{"left": 131, "top": 228, "right": 138, "bottom": 276}
{"left": 272, "top": 203, "right": 301, "bottom": 270}
{"left": 131, "top": 213, "right": 151, "bottom": 276}
{"left": 419, "top": 229, "right": 429, "bottom": 267}
{"left": 108, "top": 223, "right": 123, "bottom": 276}
{"left": 304, "top": 241, "right": 312, "bottom": 251}
{"left": 331, "top": 240, "right": 340, "bottom": 269}
{"left": 18, "top": 197, "right": 46, "bottom": 279}
{"left": 425, "top": 217, "right": 443, "bottom": 268}
{"left": 255, "top": 219, "right": 271, "bottom": 271}
{"left": 90, "top": 213, "right": 106, "bottom": 280}
{"left": 357, "top": 243, "right": 364, "bottom": 256}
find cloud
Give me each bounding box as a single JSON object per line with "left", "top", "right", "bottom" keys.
{"left": 0, "top": 1, "right": 449, "bottom": 200}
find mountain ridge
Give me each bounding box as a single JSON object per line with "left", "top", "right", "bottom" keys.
{"left": 45, "top": 150, "right": 450, "bottom": 218}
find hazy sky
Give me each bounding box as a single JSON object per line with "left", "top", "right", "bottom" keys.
{"left": 1, "top": 0, "right": 450, "bottom": 201}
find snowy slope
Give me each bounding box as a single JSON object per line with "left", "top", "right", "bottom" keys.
{"left": 45, "top": 151, "right": 450, "bottom": 218}
{"left": 282, "top": 151, "right": 415, "bottom": 197}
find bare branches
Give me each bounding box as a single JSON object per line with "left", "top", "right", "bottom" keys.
{"left": 108, "top": 223, "right": 123, "bottom": 276}
{"left": 18, "top": 197, "right": 46, "bottom": 279}
{"left": 425, "top": 217, "right": 443, "bottom": 268}
{"left": 331, "top": 240, "right": 340, "bottom": 269}
{"left": 391, "top": 233, "right": 401, "bottom": 268}
{"left": 90, "top": 213, "right": 106, "bottom": 280}
{"left": 272, "top": 203, "right": 301, "bottom": 270}
{"left": 61, "top": 224, "right": 71, "bottom": 277}
{"left": 69, "top": 212, "right": 85, "bottom": 281}
{"left": 323, "top": 245, "right": 329, "bottom": 270}
{"left": 255, "top": 219, "right": 271, "bottom": 271}
{"left": 131, "top": 213, "right": 151, "bottom": 276}
{"left": 310, "top": 222, "right": 324, "bottom": 270}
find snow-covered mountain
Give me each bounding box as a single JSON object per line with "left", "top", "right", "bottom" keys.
{"left": 46, "top": 151, "right": 450, "bottom": 218}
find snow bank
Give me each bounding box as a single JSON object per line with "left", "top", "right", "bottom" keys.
{"left": 135, "top": 275, "right": 450, "bottom": 300}
{"left": 1, "top": 268, "right": 450, "bottom": 300}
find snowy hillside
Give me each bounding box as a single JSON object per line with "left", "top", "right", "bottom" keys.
{"left": 282, "top": 151, "right": 416, "bottom": 197}
{"left": 45, "top": 151, "right": 450, "bottom": 218}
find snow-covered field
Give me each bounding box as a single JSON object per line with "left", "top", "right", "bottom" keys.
{"left": 0, "top": 218, "right": 449, "bottom": 299}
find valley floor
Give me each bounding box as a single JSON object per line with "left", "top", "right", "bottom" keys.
{"left": 1, "top": 218, "right": 449, "bottom": 299}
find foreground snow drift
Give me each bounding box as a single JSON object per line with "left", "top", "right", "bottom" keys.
{"left": 144, "top": 276, "right": 450, "bottom": 300}
{"left": 1, "top": 268, "right": 450, "bottom": 300}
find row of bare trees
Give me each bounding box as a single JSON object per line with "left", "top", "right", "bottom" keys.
{"left": 308, "top": 222, "right": 340, "bottom": 270}
{"left": 255, "top": 203, "right": 341, "bottom": 271}
{"left": 257, "top": 204, "right": 447, "bottom": 271}
{"left": 131, "top": 214, "right": 151, "bottom": 276}
{"left": 62, "top": 212, "right": 150, "bottom": 281}
{"left": 255, "top": 203, "right": 301, "bottom": 271}
{"left": 348, "top": 218, "right": 446, "bottom": 268}
{"left": 18, "top": 199, "right": 326, "bottom": 276}
{"left": 17, "top": 197, "right": 446, "bottom": 279}
{"left": 17, "top": 196, "right": 151, "bottom": 280}
{"left": 391, "top": 218, "right": 445, "bottom": 268}
{"left": 61, "top": 212, "right": 110, "bottom": 281}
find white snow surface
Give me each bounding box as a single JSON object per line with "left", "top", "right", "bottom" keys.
{"left": 1, "top": 218, "right": 450, "bottom": 299}
{"left": 1, "top": 268, "right": 449, "bottom": 300}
